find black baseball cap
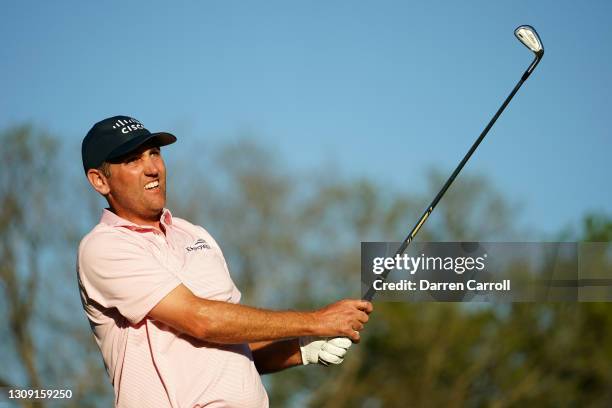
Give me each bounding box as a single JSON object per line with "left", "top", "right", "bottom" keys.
{"left": 82, "top": 115, "right": 176, "bottom": 173}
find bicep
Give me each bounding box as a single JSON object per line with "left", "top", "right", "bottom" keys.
{"left": 149, "top": 283, "right": 204, "bottom": 339}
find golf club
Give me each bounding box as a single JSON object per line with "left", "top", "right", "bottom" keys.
{"left": 362, "top": 25, "right": 544, "bottom": 301}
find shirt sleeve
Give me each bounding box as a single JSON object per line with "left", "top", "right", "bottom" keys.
{"left": 78, "top": 231, "right": 182, "bottom": 325}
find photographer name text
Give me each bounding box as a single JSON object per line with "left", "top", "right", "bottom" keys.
{"left": 373, "top": 279, "right": 511, "bottom": 292}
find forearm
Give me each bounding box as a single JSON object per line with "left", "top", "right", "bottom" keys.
{"left": 249, "top": 339, "right": 302, "bottom": 374}
{"left": 193, "top": 299, "right": 317, "bottom": 344}
{"left": 149, "top": 285, "right": 371, "bottom": 346}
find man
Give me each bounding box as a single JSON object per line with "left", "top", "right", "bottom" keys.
{"left": 77, "top": 115, "right": 372, "bottom": 408}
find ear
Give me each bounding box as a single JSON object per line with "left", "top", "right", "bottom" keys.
{"left": 87, "top": 168, "right": 111, "bottom": 195}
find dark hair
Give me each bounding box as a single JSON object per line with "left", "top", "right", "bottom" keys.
{"left": 97, "top": 161, "right": 111, "bottom": 178}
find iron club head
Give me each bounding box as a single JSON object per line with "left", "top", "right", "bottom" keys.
{"left": 514, "top": 25, "right": 544, "bottom": 57}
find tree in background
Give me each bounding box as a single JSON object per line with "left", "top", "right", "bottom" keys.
{"left": 0, "top": 125, "right": 53, "bottom": 404}
{"left": 0, "top": 125, "right": 111, "bottom": 407}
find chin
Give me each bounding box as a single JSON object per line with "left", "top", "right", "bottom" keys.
{"left": 151, "top": 196, "right": 166, "bottom": 208}
{"left": 144, "top": 202, "right": 165, "bottom": 217}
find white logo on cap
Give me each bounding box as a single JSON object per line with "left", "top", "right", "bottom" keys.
{"left": 112, "top": 118, "right": 145, "bottom": 134}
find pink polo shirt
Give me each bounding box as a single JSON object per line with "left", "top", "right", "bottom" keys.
{"left": 77, "top": 209, "right": 268, "bottom": 408}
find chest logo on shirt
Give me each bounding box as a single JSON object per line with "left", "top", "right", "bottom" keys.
{"left": 186, "top": 238, "right": 211, "bottom": 252}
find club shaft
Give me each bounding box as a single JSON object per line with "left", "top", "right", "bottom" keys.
{"left": 362, "top": 56, "right": 540, "bottom": 301}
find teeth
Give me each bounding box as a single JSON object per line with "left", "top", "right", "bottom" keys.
{"left": 145, "top": 181, "right": 159, "bottom": 190}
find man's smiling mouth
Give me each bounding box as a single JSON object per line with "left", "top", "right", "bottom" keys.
{"left": 145, "top": 180, "right": 159, "bottom": 190}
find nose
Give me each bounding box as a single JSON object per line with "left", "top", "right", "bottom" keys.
{"left": 143, "top": 154, "right": 161, "bottom": 176}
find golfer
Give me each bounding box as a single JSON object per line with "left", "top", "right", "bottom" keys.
{"left": 77, "top": 116, "right": 372, "bottom": 408}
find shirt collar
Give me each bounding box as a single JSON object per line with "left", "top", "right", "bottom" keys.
{"left": 100, "top": 208, "right": 173, "bottom": 231}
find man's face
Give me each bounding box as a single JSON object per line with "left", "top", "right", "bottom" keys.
{"left": 104, "top": 142, "right": 167, "bottom": 222}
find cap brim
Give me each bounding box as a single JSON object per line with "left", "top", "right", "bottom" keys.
{"left": 107, "top": 132, "right": 177, "bottom": 161}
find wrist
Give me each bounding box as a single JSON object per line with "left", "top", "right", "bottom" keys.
{"left": 300, "top": 310, "right": 321, "bottom": 337}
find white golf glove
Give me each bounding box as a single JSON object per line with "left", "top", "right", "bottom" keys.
{"left": 299, "top": 337, "right": 352, "bottom": 366}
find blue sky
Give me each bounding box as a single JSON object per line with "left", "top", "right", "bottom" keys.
{"left": 2, "top": 0, "right": 611, "bottom": 235}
